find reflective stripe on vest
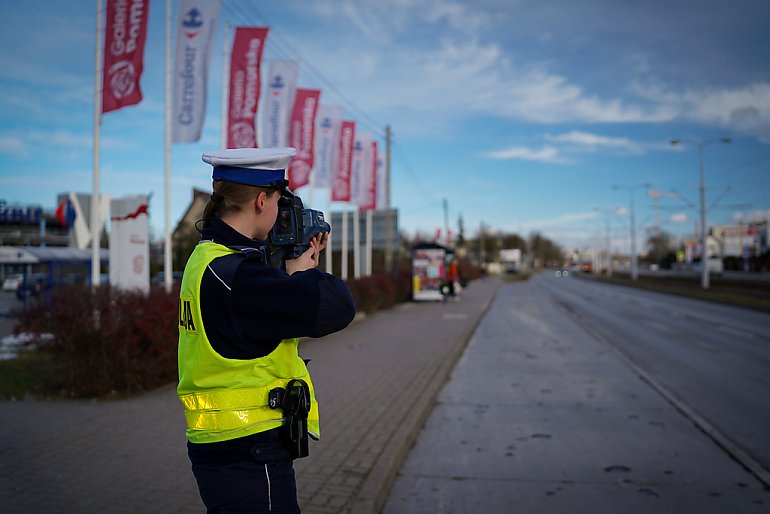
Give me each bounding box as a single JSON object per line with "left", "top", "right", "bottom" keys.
{"left": 177, "top": 242, "right": 320, "bottom": 444}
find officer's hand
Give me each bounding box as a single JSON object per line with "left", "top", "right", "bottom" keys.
{"left": 286, "top": 240, "right": 320, "bottom": 275}
{"left": 315, "top": 233, "right": 329, "bottom": 252}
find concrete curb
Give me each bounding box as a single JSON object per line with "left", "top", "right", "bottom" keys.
{"left": 350, "top": 278, "right": 503, "bottom": 514}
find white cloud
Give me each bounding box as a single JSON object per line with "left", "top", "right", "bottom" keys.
{"left": 670, "top": 213, "right": 689, "bottom": 224}
{"left": 631, "top": 81, "right": 770, "bottom": 142}
{"left": 298, "top": 1, "right": 770, "bottom": 141}
{"left": 483, "top": 145, "right": 566, "bottom": 163}
{"left": 0, "top": 136, "right": 28, "bottom": 157}
{"left": 732, "top": 209, "right": 770, "bottom": 223}
{"left": 688, "top": 84, "right": 770, "bottom": 143}
{"left": 545, "top": 130, "right": 644, "bottom": 153}
{"left": 293, "top": 22, "right": 672, "bottom": 132}
{"left": 305, "top": 0, "right": 489, "bottom": 39}
{"left": 515, "top": 210, "right": 599, "bottom": 230}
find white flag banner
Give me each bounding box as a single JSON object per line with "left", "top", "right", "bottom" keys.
{"left": 109, "top": 195, "right": 150, "bottom": 292}
{"left": 69, "top": 192, "right": 92, "bottom": 250}
{"left": 311, "top": 105, "right": 342, "bottom": 188}
{"left": 261, "top": 60, "right": 298, "bottom": 148}
{"left": 172, "top": 0, "right": 222, "bottom": 143}
{"left": 361, "top": 139, "right": 377, "bottom": 210}
{"left": 349, "top": 131, "right": 373, "bottom": 207}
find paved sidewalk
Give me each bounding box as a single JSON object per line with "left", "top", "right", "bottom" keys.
{"left": 0, "top": 277, "right": 500, "bottom": 514}
{"left": 383, "top": 277, "right": 770, "bottom": 513}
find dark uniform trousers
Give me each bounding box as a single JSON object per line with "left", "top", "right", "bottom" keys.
{"left": 188, "top": 428, "right": 301, "bottom": 514}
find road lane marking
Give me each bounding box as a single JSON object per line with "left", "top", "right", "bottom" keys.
{"left": 718, "top": 325, "right": 755, "bottom": 339}
{"left": 552, "top": 295, "right": 770, "bottom": 488}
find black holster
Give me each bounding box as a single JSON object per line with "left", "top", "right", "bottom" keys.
{"left": 268, "top": 379, "right": 310, "bottom": 459}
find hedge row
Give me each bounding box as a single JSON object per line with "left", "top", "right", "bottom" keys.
{"left": 345, "top": 270, "right": 413, "bottom": 314}
{"left": 15, "top": 270, "right": 417, "bottom": 398}
{"left": 17, "top": 284, "right": 179, "bottom": 398}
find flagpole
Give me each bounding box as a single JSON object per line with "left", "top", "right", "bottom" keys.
{"left": 353, "top": 207, "right": 360, "bottom": 278}
{"left": 341, "top": 209, "right": 348, "bottom": 280}
{"left": 385, "top": 125, "right": 392, "bottom": 273}
{"left": 221, "top": 20, "right": 230, "bottom": 149}
{"left": 325, "top": 195, "right": 332, "bottom": 274}
{"left": 366, "top": 208, "right": 372, "bottom": 275}
{"left": 307, "top": 180, "right": 315, "bottom": 207}
{"left": 91, "top": 0, "right": 103, "bottom": 290}
{"left": 163, "top": 0, "right": 172, "bottom": 293}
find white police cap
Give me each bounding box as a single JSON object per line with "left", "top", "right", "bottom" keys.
{"left": 202, "top": 147, "right": 297, "bottom": 187}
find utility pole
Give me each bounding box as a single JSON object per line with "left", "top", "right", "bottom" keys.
{"left": 594, "top": 207, "right": 615, "bottom": 277}
{"left": 443, "top": 198, "right": 449, "bottom": 247}
{"left": 612, "top": 184, "right": 650, "bottom": 281}
{"left": 647, "top": 188, "right": 679, "bottom": 236}
{"left": 479, "top": 221, "right": 486, "bottom": 267}
{"left": 671, "top": 137, "right": 731, "bottom": 290}
{"left": 604, "top": 211, "right": 612, "bottom": 277}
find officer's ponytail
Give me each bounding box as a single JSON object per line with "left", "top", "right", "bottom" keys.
{"left": 197, "top": 180, "right": 277, "bottom": 231}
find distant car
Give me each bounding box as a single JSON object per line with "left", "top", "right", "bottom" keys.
{"left": 15, "top": 273, "right": 48, "bottom": 300}
{"left": 555, "top": 269, "right": 569, "bottom": 277}
{"left": 693, "top": 257, "right": 723, "bottom": 277}
{"left": 2, "top": 274, "right": 24, "bottom": 292}
{"left": 151, "top": 271, "right": 184, "bottom": 286}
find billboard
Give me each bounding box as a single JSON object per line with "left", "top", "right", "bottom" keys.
{"left": 109, "top": 195, "right": 150, "bottom": 292}
{"left": 412, "top": 245, "right": 447, "bottom": 301}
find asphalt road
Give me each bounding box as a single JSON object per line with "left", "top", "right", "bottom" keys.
{"left": 538, "top": 271, "right": 770, "bottom": 482}
{"left": 385, "top": 274, "right": 770, "bottom": 513}
{"left": 632, "top": 268, "right": 770, "bottom": 283}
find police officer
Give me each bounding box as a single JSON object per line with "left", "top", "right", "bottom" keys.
{"left": 177, "top": 147, "right": 356, "bottom": 514}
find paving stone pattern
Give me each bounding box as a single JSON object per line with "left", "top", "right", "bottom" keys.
{"left": 0, "top": 277, "right": 500, "bottom": 514}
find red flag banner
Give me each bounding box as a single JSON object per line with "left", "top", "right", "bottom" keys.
{"left": 332, "top": 120, "right": 355, "bottom": 202}
{"left": 288, "top": 88, "right": 321, "bottom": 190}
{"left": 227, "top": 27, "right": 269, "bottom": 148}
{"left": 102, "top": 0, "right": 150, "bottom": 113}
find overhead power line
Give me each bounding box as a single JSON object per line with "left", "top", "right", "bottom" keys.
{"left": 222, "top": 0, "right": 385, "bottom": 138}
{"left": 220, "top": 0, "right": 434, "bottom": 218}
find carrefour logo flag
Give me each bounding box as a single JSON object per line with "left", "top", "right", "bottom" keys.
{"left": 172, "top": 0, "right": 222, "bottom": 143}
{"left": 261, "top": 60, "right": 298, "bottom": 148}
{"left": 312, "top": 105, "right": 342, "bottom": 189}
{"left": 55, "top": 199, "right": 76, "bottom": 229}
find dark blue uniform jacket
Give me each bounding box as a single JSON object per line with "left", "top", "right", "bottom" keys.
{"left": 198, "top": 217, "right": 356, "bottom": 360}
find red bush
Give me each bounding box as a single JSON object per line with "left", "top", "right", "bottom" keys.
{"left": 13, "top": 261, "right": 472, "bottom": 398}
{"left": 345, "top": 271, "right": 411, "bottom": 314}
{"left": 15, "top": 284, "right": 179, "bottom": 398}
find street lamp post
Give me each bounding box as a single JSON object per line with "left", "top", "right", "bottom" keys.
{"left": 593, "top": 207, "right": 615, "bottom": 277}
{"left": 670, "top": 137, "right": 731, "bottom": 290}
{"left": 612, "top": 184, "right": 649, "bottom": 281}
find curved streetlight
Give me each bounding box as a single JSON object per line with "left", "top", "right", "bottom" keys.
{"left": 670, "top": 137, "right": 732, "bottom": 290}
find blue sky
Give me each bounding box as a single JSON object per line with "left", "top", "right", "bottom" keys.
{"left": 1, "top": 0, "right": 769, "bottom": 253}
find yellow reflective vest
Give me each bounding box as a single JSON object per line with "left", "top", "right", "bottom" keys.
{"left": 177, "top": 242, "right": 320, "bottom": 444}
